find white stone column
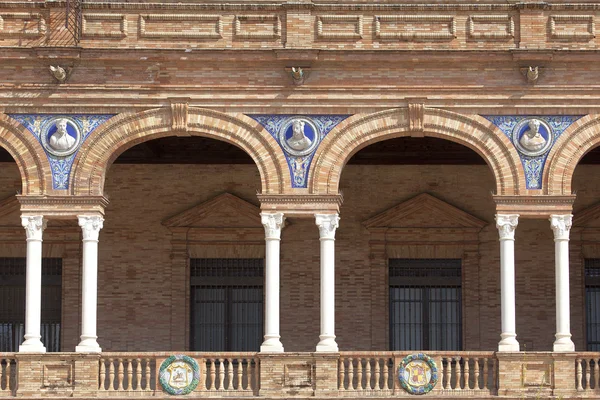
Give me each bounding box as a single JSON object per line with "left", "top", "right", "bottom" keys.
{"left": 19, "top": 216, "right": 47, "bottom": 353}
{"left": 496, "top": 214, "right": 520, "bottom": 352}
{"left": 76, "top": 215, "right": 103, "bottom": 353}
{"left": 260, "top": 212, "right": 285, "bottom": 353}
{"left": 315, "top": 213, "right": 340, "bottom": 352}
{"left": 550, "top": 214, "right": 575, "bottom": 352}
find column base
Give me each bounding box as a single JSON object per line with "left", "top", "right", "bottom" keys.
{"left": 553, "top": 333, "right": 575, "bottom": 352}
{"left": 19, "top": 338, "right": 46, "bottom": 353}
{"left": 316, "top": 335, "right": 338, "bottom": 352}
{"left": 260, "top": 336, "right": 284, "bottom": 353}
{"left": 76, "top": 337, "right": 102, "bottom": 353}
{"left": 498, "top": 333, "right": 519, "bottom": 352}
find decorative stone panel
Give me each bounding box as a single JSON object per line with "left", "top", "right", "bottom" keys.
{"left": 467, "top": 15, "right": 514, "bottom": 40}
{"left": 234, "top": 15, "right": 281, "bottom": 39}
{"left": 316, "top": 15, "right": 363, "bottom": 40}
{"left": 0, "top": 13, "right": 46, "bottom": 38}
{"left": 139, "top": 14, "right": 222, "bottom": 39}
{"left": 42, "top": 364, "right": 73, "bottom": 388}
{"left": 549, "top": 15, "right": 595, "bottom": 40}
{"left": 82, "top": 13, "right": 128, "bottom": 39}
{"left": 374, "top": 15, "right": 456, "bottom": 41}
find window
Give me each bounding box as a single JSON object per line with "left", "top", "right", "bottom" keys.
{"left": 389, "top": 259, "right": 462, "bottom": 351}
{"left": 0, "top": 258, "right": 62, "bottom": 352}
{"left": 190, "top": 258, "right": 263, "bottom": 351}
{"left": 585, "top": 259, "right": 600, "bottom": 350}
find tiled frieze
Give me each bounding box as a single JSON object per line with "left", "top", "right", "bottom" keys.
{"left": 248, "top": 115, "right": 349, "bottom": 188}
{"left": 8, "top": 114, "right": 114, "bottom": 190}
{"left": 483, "top": 115, "right": 582, "bottom": 190}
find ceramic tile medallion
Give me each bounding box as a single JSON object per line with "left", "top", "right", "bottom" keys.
{"left": 159, "top": 355, "right": 200, "bottom": 395}
{"left": 398, "top": 353, "right": 438, "bottom": 395}
{"left": 9, "top": 114, "right": 115, "bottom": 190}
{"left": 483, "top": 115, "right": 582, "bottom": 189}
{"left": 248, "top": 114, "right": 350, "bottom": 188}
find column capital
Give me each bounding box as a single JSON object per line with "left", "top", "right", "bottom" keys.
{"left": 550, "top": 214, "right": 573, "bottom": 241}
{"left": 261, "top": 212, "right": 285, "bottom": 240}
{"left": 315, "top": 213, "right": 340, "bottom": 240}
{"left": 496, "top": 214, "right": 519, "bottom": 240}
{"left": 21, "top": 216, "right": 46, "bottom": 241}
{"left": 78, "top": 215, "right": 104, "bottom": 241}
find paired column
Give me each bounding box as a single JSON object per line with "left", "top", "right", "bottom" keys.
{"left": 260, "top": 213, "right": 285, "bottom": 352}
{"left": 76, "top": 216, "right": 104, "bottom": 353}
{"left": 496, "top": 214, "right": 520, "bottom": 352}
{"left": 550, "top": 214, "right": 575, "bottom": 352}
{"left": 315, "top": 213, "right": 339, "bottom": 352}
{"left": 19, "top": 216, "right": 47, "bottom": 353}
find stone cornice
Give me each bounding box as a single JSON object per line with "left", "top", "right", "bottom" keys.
{"left": 17, "top": 195, "right": 109, "bottom": 218}
{"left": 493, "top": 195, "right": 576, "bottom": 218}
{"left": 257, "top": 193, "right": 343, "bottom": 217}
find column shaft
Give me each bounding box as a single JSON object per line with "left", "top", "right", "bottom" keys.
{"left": 496, "top": 214, "right": 519, "bottom": 352}
{"left": 19, "top": 216, "right": 47, "bottom": 353}
{"left": 76, "top": 216, "right": 103, "bottom": 353}
{"left": 260, "top": 213, "right": 284, "bottom": 352}
{"left": 316, "top": 214, "right": 339, "bottom": 352}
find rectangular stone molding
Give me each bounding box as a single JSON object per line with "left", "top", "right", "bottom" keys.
{"left": 234, "top": 15, "right": 281, "bottom": 39}
{"left": 139, "top": 14, "right": 222, "bottom": 39}
{"left": 316, "top": 15, "right": 363, "bottom": 40}
{"left": 0, "top": 13, "right": 46, "bottom": 38}
{"left": 468, "top": 15, "right": 514, "bottom": 40}
{"left": 549, "top": 15, "right": 595, "bottom": 40}
{"left": 82, "top": 13, "right": 128, "bottom": 39}
{"left": 374, "top": 15, "right": 456, "bottom": 41}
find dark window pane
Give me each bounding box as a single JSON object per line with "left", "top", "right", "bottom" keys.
{"left": 389, "top": 259, "right": 462, "bottom": 351}
{"left": 190, "top": 259, "right": 263, "bottom": 352}
{"left": 585, "top": 259, "right": 600, "bottom": 351}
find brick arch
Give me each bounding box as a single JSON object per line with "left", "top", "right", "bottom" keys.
{"left": 544, "top": 114, "right": 600, "bottom": 196}
{"left": 70, "top": 107, "right": 289, "bottom": 196}
{"left": 0, "top": 114, "right": 51, "bottom": 195}
{"left": 309, "top": 108, "right": 524, "bottom": 196}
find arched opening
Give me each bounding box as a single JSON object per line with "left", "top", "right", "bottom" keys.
{"left": 95, "top": 136, "right": 265, "bottom": 352}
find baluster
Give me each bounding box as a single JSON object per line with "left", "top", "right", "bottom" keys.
{"left": 145, "top": 358, "right": 152, "bottom": 391}
{"left": 444, "top": 358, "right": 451, "bottom": 390}
{"left": 6, "top": 360, "right": 12, "bottom": 391}
{"left": 474, "top": 358, "right": 480, "bottom": 390}
{"left": 250, "top": 359, "right": 256, "bottom": 391}
{"left": 338, "top": 358, "right": 345, "bottom": 390}
{"left": 577, "top": 359, "right": 584, "bottom": 391}
{"left": 585, "top": 359, "right": 592, "bottom": 390}
{"left": 135, "top": 359, "right": 142, "bottom": 391}
{"left": 383, "top": 359, "right": 390, "bottom": 390}
{"left": 348, "top": 358, "right": 355, "bottom": 390}
{"left": 126, "top": 359, "right": 133, "bottom": 390}
{"left": 365, "top": 359, "right": 372, "bottom": 389}
{"left": 108, "top": 359, "right": 115, "bottom": 391}
{"left": 209, "top": 359, "right": 216, "bottom": 390}
{"left": 463, "top": 357, "right": 470, "bottom": 390}
{"left": 227, "top": 359, "right": 234, "bottom": 390}
{"left": 595, "top": 359, "right": 600, "bottom": 390}
{"left": 483, "top": 358, "right": 490, "bottom": 390}
{"left": 374, "top": 358, "right": 381, "bottom": 390}
{"left": 117, "top": 359, "right": 124, "bottom": 391}
{"left": 99, "top": 359, "right": 106, "bottom": 390}
{"left": 492, "top": 358, "right": 498, "bottom": 390}
{"left": 454, "top": 358, "right": 461, "bottom": 390}
{"left": 218, "top": 359, "right": 225, "bottom": 390}
{"left": 235, "top": 359, "right": 242, "bottom": 390}
{"left": 356, "top": 359, "right": 363, "bottom": 390}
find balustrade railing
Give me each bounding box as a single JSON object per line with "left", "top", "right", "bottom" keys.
{"left": 339, "top": 351, "right": 497, "bottom": 396}
{"left": 0, "top": 354, "right": 16, "bottom": 396}
{"left": 99, "top": 353, "right": 259, "bottom": 395}
{"left": 576, "top": 354, "right": 600, "bottom": 392}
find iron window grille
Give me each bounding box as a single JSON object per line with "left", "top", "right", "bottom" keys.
{"left": 389, "top": 258, "right": 462, "bottom": 351}
{"left": 585, "top": 259, "right": 600, "bottom": 351}
{"left": 190, "top": 258, "right": 263, "bottom": 352}
{"left": 0, "top": 258, "right": 62, "bottom": 352}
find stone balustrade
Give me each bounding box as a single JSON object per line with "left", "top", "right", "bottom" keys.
{"left": 2, "top": 351, "right": 598, "bottom": 398}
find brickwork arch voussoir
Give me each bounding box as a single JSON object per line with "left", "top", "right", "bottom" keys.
{"left": 70, "top": 107, "right": 288, "bottom": 196}
{"left": 309, "top": 108, "right": 523, "bottom": 196}
{"left": 544, "top": 114, "right": 600, "bottom": 196}
{"left": 0, "top": 114, "right": 51, "bottom": 195}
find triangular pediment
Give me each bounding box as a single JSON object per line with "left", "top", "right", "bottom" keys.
{"left": 162, "top": 193, "right": 261, "bottom": 228}
{"left": 574, "top": 202, "right": 600, "bottom": 227}
{"left": 363, "top": 193, "right": 487, "bottom": 229}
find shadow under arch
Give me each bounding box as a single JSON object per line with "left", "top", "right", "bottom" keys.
{"left": 308, "top": 108, "right": 524, "bottom": 196}
{"left": 70, "top": 107, "right": 289, "bottom": 196}
{"left": 544, "top": 114, "right": 600, "bottom": 196}
{"left": 0, "top": 114, "right": 51, "bottom": 195}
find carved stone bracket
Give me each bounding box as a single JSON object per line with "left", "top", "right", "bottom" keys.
{"left": 408, "top": 102, "right": 425, "bottom": 136}
{"left": 171, "top": 102, "right": 190, "bottom": 135}
{"left": 257, "top": 194, "right": 343, "bottom": 217}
